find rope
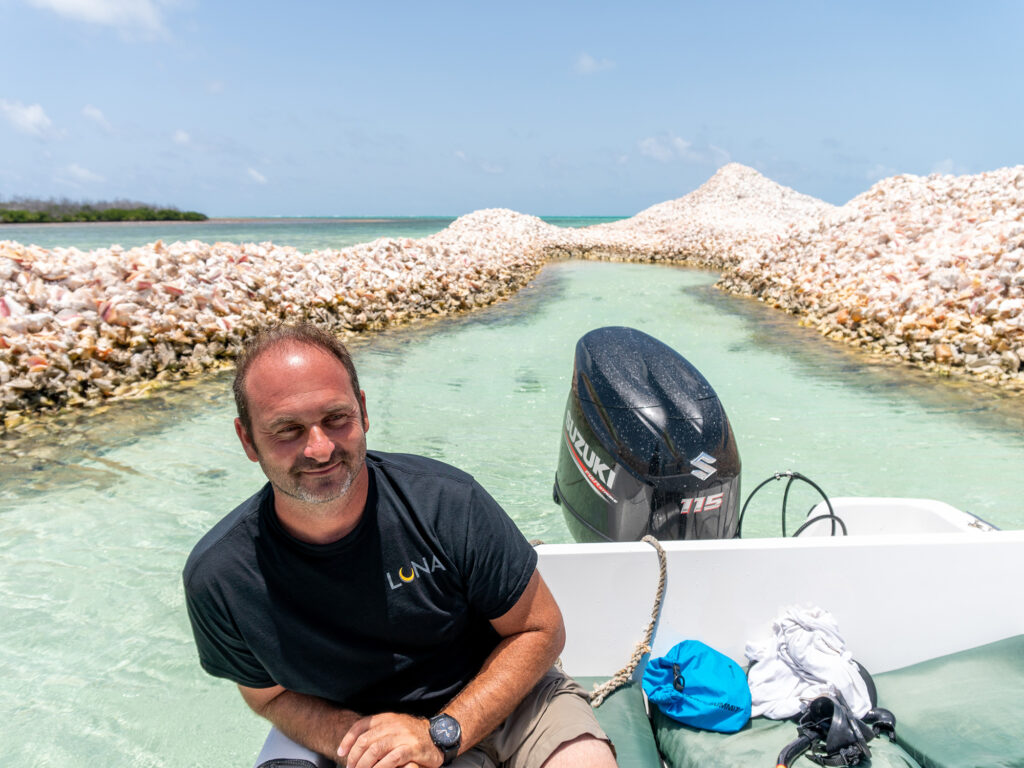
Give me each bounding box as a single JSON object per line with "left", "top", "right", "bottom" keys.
{"left": 590, "top": 535, "right": 667, "bottom": 707}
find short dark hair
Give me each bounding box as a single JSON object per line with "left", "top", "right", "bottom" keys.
{"left": 233, "top": 323, "right": 362, "bottom": 435}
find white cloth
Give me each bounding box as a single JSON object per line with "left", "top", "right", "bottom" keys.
{"left": 745, "top": 605, "right": 872, "bottom": 719}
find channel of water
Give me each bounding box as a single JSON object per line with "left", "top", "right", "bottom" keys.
{"left": 2, "top": 259, "right": 1023, "bottom": 765}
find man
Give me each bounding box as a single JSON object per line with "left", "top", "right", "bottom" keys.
{"left": 183, "top": 323, "right": 617, "bottom": 768}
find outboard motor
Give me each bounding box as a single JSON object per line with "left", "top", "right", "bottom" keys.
{"left": 553, "top": 327, "right": 741, "bottom": 542}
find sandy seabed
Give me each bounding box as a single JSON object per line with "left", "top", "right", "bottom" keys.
{"left": 2, "top": 163, "right": 1023, "bottom": 431}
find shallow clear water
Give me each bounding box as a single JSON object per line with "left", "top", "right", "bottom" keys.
{"left": 2, "top": 260, "right": 1024, "bottom": 765}
{"left": 0, "top": 216, "right": 620, "bottom": 252}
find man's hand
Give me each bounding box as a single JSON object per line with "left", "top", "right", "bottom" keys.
{"left": 337, "top": 712, "right": 443, "bottom": 768}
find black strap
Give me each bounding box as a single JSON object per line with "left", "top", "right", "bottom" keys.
{"left": 672, "top": 663, "right": 685, "bottom": 692}
{"left": 778, "top": 695, "right": 884, "bottom": 767}
{"left": 806, "top": 742, "right": 872, "bottom": 766}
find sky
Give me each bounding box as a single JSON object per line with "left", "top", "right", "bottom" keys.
{"left": 1, "top": 1, "right": 1022, "bottom": 217}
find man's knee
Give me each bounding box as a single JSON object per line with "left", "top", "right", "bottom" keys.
{"left": 541, "top": 734, "right": 617, "bottom": 768}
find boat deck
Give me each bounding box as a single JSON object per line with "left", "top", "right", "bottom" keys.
{"left": 582, "top": 635, "right": 1024, "bottom": 768}
{"left": 543, "top": 509, "right": 1024, "bottom": 768}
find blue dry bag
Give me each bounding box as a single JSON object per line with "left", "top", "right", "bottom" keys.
{"left": 642, "top": 639, "right": 752, "bottom": 733}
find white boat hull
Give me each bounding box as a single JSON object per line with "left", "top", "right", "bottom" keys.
{"left": 539, "top": 498, "right": 1024, "bottom": 677}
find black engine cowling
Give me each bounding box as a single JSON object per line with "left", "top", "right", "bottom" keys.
{"left": 553, "top": 326, "right": 741, "bottom": 542}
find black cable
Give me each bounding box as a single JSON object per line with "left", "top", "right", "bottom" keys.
{"left": 792, "top": 513, "right": 848, "bottom": 537}
{"left": 781, "top": 473, "right": 797, "bottom": 537}
{"left": 788, "top": 472, "right": 839, "bottom": 537}
{"left": 735, "top": 471, "right": 845, "bottom": 538}
{"left": 734, "top": 472, "right": 789, "bottom": 538}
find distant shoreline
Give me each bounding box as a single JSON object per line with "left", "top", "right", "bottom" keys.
{"left": 1, "top": 219, "right": 205, "bottom": 229}
{"left": 207, "top": 217, "right": 449, "bottom": 224}
{"left": 0, "top": 215, "right": 622, "bottom": 229}
{"left": 0, "top": 216, "right": 442, "bottom": 228}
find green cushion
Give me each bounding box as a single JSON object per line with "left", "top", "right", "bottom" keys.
{"left": 875, "top": 635, "right": 1024, "bottom": 768}
{"left": 575, "top": 677, "right": 662, "bottom": 768}
{"left": 651, "top": 707, "right": 921, "bottom": 768}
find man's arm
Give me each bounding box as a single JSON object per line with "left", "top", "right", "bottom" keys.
{"left": 338, "top": 568, "right": 565, "bottom": 768}
{"left": 445, "top": 568, "right": 566, "bottom": 747}
{"left": 238, "top": 683, "right": 364, "bottom": 761}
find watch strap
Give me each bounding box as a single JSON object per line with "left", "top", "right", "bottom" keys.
{"left": 439, "top": 740, "right": 459, "bottom": 766}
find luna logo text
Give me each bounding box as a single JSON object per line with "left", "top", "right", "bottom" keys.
{"left": 385, "top": 554, "right": 447, "bottom": 591}
{"left": 564, "top": 411, "right": 617, "bottom": 502}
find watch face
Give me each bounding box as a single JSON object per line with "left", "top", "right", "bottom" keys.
{"left": 430, "top": 714, "right": 461, "bottom": 747}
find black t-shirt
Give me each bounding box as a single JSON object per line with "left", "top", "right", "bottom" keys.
{"left": 183, "top": 451, "right": 538, "bottom": 717}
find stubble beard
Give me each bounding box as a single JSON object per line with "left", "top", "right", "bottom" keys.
{"left": 261, "top": 445, "right": 366, "bottom": 508}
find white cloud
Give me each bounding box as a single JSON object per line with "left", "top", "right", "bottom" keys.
{"left": 0, "top": 99, "right": 55, "bottom": 137}
{"left": 931, "top": 158, "right": 956, "bottom": 175}
{"left": 247, "top": 167, "right": 268, "bottom": 184}
{"left": 575, "top": 52, "right": 615, "bottom": 75}
{"left": 639, "top": 135, "right": 681, "bottom": 162}
{"left": 82, "top": 104, "right": 111, "bottom": 130}
{"left": 28, "top": 0, "right": 166, "bottom": 34}
{"left": 173, "top": 129, "right": 190, "bottom": 145}
{"left": 480, "top": 162, "right": 504, "bottom": 175}
{"left": 66, "top": 163, "right": 105, "bottom": 183}
{"left": 638, "top": 133, "right": 730, "bottom": 165}
{"left": 207, "top": 80, "right": 226, "bottom": 95}
{"left": 454, "top": 150, "right": 467, "bottom": 162}
{"left": 865, "top": 163, "right": 898, "bottom": 182}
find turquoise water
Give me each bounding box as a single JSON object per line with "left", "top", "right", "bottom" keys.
{"left": 0, "top": 216, "right": 621, "bottom": 252}
{"left": 2, "top": 257, "right": 1024, "bottom": 765}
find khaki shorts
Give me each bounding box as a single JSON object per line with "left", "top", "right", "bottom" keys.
{"left": 453, "top": 667, "right": 612, "bottom": 768}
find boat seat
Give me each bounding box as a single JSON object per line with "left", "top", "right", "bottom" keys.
{"left": 874, "top": 634, "right": 1024, "bottom": 768}
{"left": 575, "top": 677, "right": 663, "bottom": 768}
{"left": 649, "top": 707, "right": 922, "bottom": 768}
{"left": 645, "top": 635, "right": 1024, "bottom": 768}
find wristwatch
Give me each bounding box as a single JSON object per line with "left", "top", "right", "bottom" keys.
{"left": 428, "top": 712, "right": 462, "bottom": 766}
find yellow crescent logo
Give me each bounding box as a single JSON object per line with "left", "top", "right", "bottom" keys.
{"left": 398, "top": 566, "right": 415, "bottom": 583}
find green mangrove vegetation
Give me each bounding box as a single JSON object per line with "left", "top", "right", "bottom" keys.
{"left": 0, "top": 197, "right": 207, "bottom": 224}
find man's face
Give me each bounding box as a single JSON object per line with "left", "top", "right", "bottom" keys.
{"left": 235, "top": 343, "right": 369, "bottom": 507}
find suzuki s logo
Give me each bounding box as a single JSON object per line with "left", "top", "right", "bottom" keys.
{"left": 385, "top": 554, "right": 447, "bottom": 591}
{"left": 689, "top": 452, "right": 718, "bottom": 480}
{"left": 564, "top": 411, "right": 618, "bottom": 503}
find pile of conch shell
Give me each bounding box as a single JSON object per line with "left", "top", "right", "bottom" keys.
{"left": 0, "top": 210, "right": 553, "bottom": 428}
{"left": 3, "top": 162, "right": 1023, "bottom": 429}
